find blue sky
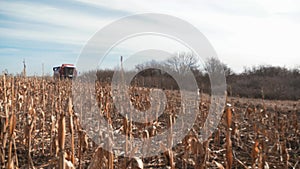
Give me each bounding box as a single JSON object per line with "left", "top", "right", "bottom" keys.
{"left": 1, "top": 0, "right": 300, "bottom": 75}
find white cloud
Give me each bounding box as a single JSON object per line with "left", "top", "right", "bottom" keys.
{"left": 0, "top": 1, "right": 112, "bottom": 45}
{"left": 0, "top": 27, "right": 85, "bottom": 45}
{"left": 75, "top": 0, "right": 300, "bottom": 71}
{"left": 0, "top": 1, "right": 111, "bottom": 31}
{"left": 0, "top": 48, "right": 20, "bottom": 53}
{"left": 1, "top": 0, "right": 300, "bottom": 74}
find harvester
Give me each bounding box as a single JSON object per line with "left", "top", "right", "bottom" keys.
{"left": 53, "top": 64, "right": 77, "bottom": 79}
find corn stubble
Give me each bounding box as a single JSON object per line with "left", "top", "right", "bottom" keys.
{"left": 0, "top": 74, "right": 299, "bottom": 168}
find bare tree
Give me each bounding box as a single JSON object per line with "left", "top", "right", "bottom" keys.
{"left": 204, "top": 57, "right": 233, "bottom": 77}
{"left": 165, "top": 52, "right": 198, "bottom": 75}
{"left": 135, "top": 60, "right": 163, "bottom": 72}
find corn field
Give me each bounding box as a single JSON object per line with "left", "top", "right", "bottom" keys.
{"left": 0, "top": 74, "right": 299, "bottom": 169}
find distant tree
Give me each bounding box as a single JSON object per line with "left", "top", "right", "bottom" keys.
{"left": 292, "top": 67, "right": 300, "bottom": 76}
{"left": 204, "top": 57, "right": 233, "bottom": 77}
{"left": 135, "top": 60, "right": 163, "bottom": 72}
{"left": 135, "top": 52, "right": 199, "bottom": 75}
{"left": 165, "top": 52, "right": 199, "bottom": 75}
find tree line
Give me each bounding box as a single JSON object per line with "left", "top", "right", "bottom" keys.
{"left": 82, "top": 53, "right": 299, "bottom": 100}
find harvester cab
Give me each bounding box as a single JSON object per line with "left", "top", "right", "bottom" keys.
{"left": 53, "top": 64, "right": 77, "bottom": 79}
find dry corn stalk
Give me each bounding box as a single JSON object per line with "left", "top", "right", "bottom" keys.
{"left": 107, "top": 137, "right": 114, "bottom": 169}
{"left": 127, "top": 157, "right": 144, "bottom": 169}
{"left": 214, "top": 160, "right": 225, "bottom": 169}
{"left": 58, "top": 95, "right": 66, "bottom": 169}
{"left": 1, "top": 74, "right": 8, "bottom": 167}
{"left": 168, "top": 115, "right": 173, "bottom": 149}
{"left": 25, "top": 103, "right": 36, "bottom": 168}
{"left": 0, "top": 75, "right": 298, "bottom": 168}
{"left": 40, "top": 109, "right": 45, "bottom": 155}
{"left": 68, "top": 97, "right": 75, "bottom": 164}
{"left": 160, "top": 143, "right": 175, "bottom": 169}
{"left": 225, "top": 107, "right": 233, "bottom": 169}
{"left": 88, "top": 141, "right": 115, "bottom": 169}
{"left": 88, "top": 147, "right": 104, "bottom": 169}
{"left": 7, "top": 113, "right": 16, "bottom": 169}
{"left": 251, "top": 140, "right": 260, "bottom": 168}
{"left": 78, "top": 129, "right": 88, "bottom": 169}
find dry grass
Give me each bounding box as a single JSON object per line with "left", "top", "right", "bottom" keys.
{"left": 0, "top": 74, "right": 299, "bottom": 168}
